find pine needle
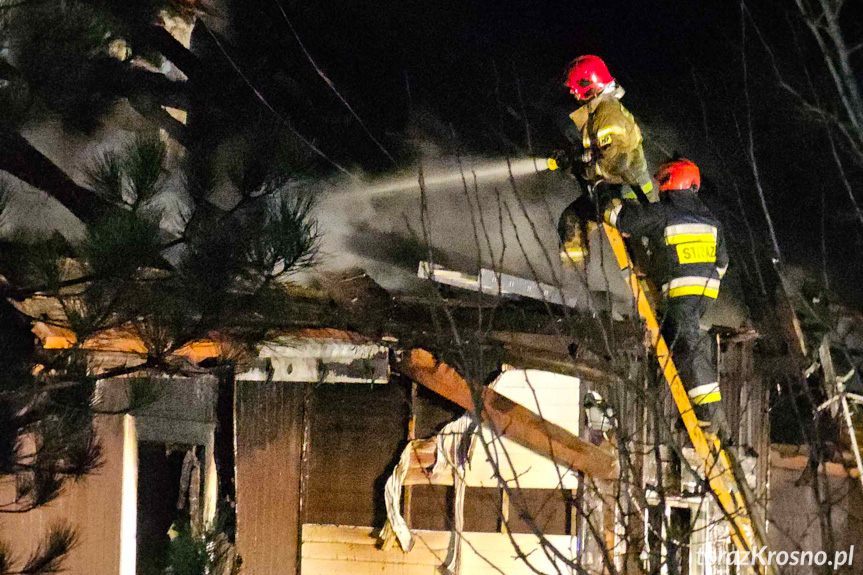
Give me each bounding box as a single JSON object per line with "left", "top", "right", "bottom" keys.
{"left": 20, "top": 522, "right": 78, "bottom": 574}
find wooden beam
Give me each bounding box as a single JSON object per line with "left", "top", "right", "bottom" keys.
{"left": 394, "top": 349, "right": 618, "bottom": 480}
{"left": 502, "top": 349, "right": 623, "bottom": 387}
{"left": 488, "top": 331, "right": 623, "bottom": 386}
{"left": 404, "top": 381, "right": 418, "bottom": 526}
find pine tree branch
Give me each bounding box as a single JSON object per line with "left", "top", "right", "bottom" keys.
{"left": 18, "top": 522, "right": 77, "bottom": 573}
{"left": 117, "top": 66, "right": 190, "bottom": 110}
{"left": 0, "top": 131, "right": 118, "bottom": 224}
{"left": 127, "top": 96, "right": 191, "bottom": 148}
{"left": 133, "top": 24, "right": 204, "bottom": 82}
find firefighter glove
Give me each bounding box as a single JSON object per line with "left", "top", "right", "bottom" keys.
{"left": 603, "top": 197, "right": 623, "bottom": 226}
{"left": 548, "top": 149, "right": 573, "bottom": 172}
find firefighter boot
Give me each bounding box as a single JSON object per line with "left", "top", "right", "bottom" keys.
{"left": 560, "top": 220, "right": 598, "bottom": 269}
{"left": 558, "top": 196, "right": 599, "bottom": 269}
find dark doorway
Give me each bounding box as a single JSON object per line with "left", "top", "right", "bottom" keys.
{"left": 667, "top": 506, "right": 693, "bottom": 575}
{"left": 136, "top": 442, "right": 187, "bottom": 575}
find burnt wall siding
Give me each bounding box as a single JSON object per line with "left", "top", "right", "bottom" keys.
{"left": 719, "top": 337, "right": 771, "bottom": 500}
{"left": 507, "top": 489, "right": 569, "bottom": 535}
{"left": 414, "top": 383, "right": 462, "bottom": 438}
{"left": 719, "top": 338, "right": 768, "bottom": 454}
{"left": 235, "top": 381, "right": 305, "bottom": 575}
{"left": 769, "top": 467, "right": 863, "bottom": 572}
{"left": 463, "top": 487, "right": 501, "bottom": 532}
{"left": 411, "top": 485, "right": 453, "bottom": 531}
{"left": 306, "top": 383, "right": 408, "bottom": 527}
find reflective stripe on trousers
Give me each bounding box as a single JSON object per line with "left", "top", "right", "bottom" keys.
{"left": 662, "top": 276, "right": 720, "bottom": 299}
{"left": 687, "top": 382, "right": 722, "bottom": 405}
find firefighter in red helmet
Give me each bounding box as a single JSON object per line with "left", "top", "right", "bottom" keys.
{"left": 563, "top": 55, "right": 651, "bottom": 193}
{"left": 556, "top": 55, "right": 654, "bottom": 268}
{"left": 605, "top": 158, "right": 729, "bottom": 430}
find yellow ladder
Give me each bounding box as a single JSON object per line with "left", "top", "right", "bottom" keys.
{"left": 603, "top": 223, "right": 768, "bottom": 573}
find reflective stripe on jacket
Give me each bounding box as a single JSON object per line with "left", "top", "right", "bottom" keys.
{"left": 569, "top": 87, "right": 651, "bottom": 193}
{"left": 607, "top": 189, "right": 729, "bottom": 298}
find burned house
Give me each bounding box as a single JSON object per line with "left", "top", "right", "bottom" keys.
{"left": 4, "top": 264, "right": 861, "bottom": 575}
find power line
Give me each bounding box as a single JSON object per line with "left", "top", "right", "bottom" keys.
{"left": 273, "top": 0, "right": 398, "bottom": 167}
{"left": 202, "top": 23, "right": 360, "bottom": 181}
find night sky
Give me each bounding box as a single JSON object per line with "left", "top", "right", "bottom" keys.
{"left": 212, "top": 0, "right": 861, "bottom": 304}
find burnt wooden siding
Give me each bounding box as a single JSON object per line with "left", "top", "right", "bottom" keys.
{"left": 769, "top": 465, "right": 863, "bottom": 569}
{"left": 306, "top": 383, "right": 409, "bottom": 527}
{"left": 719, "top": 335, "right": 770, "bottom": 497}
{"left": 235, "top": 381, "right": 305, "bottom": 574}
{"left": 0, "top": 415, "right": 125, "bottom": 575}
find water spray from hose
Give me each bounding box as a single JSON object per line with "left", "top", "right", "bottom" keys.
{"left": 346, "top": 156, "right": 556, "bottom": 199}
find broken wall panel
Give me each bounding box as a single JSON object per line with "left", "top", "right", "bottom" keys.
{"left": 462, "top": 487, "right": 502, "bottom": 532}
{"left": 461, "top": 369, "right": 582, "bottom": 490}
{"left": 409, "top": 485, "right": 453, "bottom": 531}
{"left": 718, "top": 336, "right": 767, "bottom": 454}
{"left": 257, "top": 337, "right": 389, "bottom": 384}
{"left": 506, "top": 489, "right": 569, "bottom": 535}
{"left": 306, "top": 383, "right": 409, "bottom": 527}
{"left": 415, "top": 383, "right": 463, "bottom": 439}
{"left": 235, "top": 381, "right": 305, "bottom": 575}
{"left": 719, "top": 334, "right": 771, "bottom": 506}
{"left": 397, "top": 351, "right": 616, "bottom": 479}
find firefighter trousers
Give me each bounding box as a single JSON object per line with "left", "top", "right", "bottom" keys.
{"left": 660, "top": 295, "right": 720, "bottom": 421}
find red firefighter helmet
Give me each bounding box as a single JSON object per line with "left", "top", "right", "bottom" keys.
{"left": 655, "top": 158, "right": 701, "bottom": 192}
{"left": 565, "top": 55, "right": 614, "bottom": 101}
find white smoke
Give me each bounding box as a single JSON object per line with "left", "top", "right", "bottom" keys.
{"left": 1, "top": 113, "right": 744, "bottom": 326}
{"left": 305, "top": 153, "right": 632, "bottom": 312}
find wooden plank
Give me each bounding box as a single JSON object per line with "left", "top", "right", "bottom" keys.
{"left": 302, "top": 524, "right": 448, "bottom": 573}
{"left": 305, "top": 384, "right": 408, "bottom": 526}
{"left": 301, "top": 524, "right": 579, "bottom": 575}
{"left": 394, "top": 349, "right": 617, "bottom": 480}
{"left": 404, "top": 381, "right": 418, "bottom": 527}
{"left": 301, "top": 559, "right": 438, "bottom": 575}
{"left": 301, "top": 542, "right": 443, "bottom": 565}
{"left": 460, "top": 532, "right": 579, "bottom": 574}
{"left": 490, "top": 331, "right": 624, "bottom": 386}
{"left": 769, "top": 449, "right": 857, "bottom": 478}
{"left": 500, "top": 489, "right": 510, "bottom": 534}
{"left": 235, "top": 381, "right": 305, "bottom": 575}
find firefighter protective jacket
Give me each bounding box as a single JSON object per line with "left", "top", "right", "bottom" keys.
{"left": 569, "top": 86, "right": 653, "bottom": 195}
{"left": 606, "top": 189, "right": 729, "bottom": 299}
